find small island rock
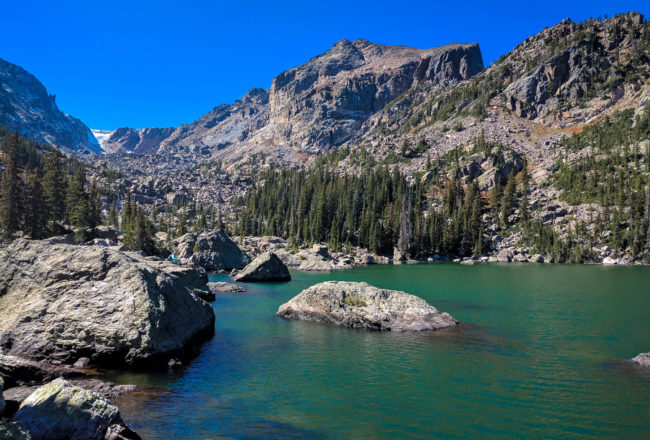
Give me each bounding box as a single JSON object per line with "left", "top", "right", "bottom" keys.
{"left": 630, "top": 352, "right": 650, "bottom": 367}
{"left": 277, "top": 281, "right": 457, "bottom": 331}
{"left": 233, "top": 252, "right": 291, "bottom": 282}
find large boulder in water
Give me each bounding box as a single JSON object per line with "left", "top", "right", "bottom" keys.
{"left": 175, "top": 229, "right": 250, "bottom": 271}
{"left": 0, "top": 239, "right": 215, "bottom": 369}
{"left": 277, "top": 281, "right": 457, "bottom": 331}
{"left": 630, "top": 352, "right": 650, "bottom": 367}
{"left": 12, "top": 378, "right": 138, "bottom": 440}
{"left": 233, "top": 252, "right": 291, "bottom": 282}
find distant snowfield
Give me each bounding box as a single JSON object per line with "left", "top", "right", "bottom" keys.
{"left": 91, "top": 129, "right": 113, "bottom": 152}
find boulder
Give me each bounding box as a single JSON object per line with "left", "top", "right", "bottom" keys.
{"left": 630, "top": 352, "right": 650, "bottom": 368}
{"left": 277, "top": 281, "right": 457, "bottom": 331}
{"left": 233, "top": 252, "right": 291, "bottom": 282}
{"left": 0, "top": 239, "right": 215, "bottom": 369}
{"left": 0, "top": 422, "right": 31, "bottom": 440}
{"left": 13, "top": 378, "right": 132, "bottom": 440}
{"left": 496, "top": 248, "right": 514, "bottom": 262}
{"left": 175, "top": 229, "right": 250, "bottom": 271}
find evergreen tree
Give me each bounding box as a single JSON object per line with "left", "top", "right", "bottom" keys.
{"left": 24, "top": 169, "right": 46, "bottom": 239}
{"left": 67, "top": 167, "right": 89, "bottom": 243}
{"left": 42, "top": 150, "right": 66, "bottom": 232}
{"left": 0, "top": 132, "right": 22, "bottom": 240}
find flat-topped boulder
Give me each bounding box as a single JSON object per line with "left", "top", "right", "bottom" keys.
{"left": 630, "top": 352, "right": 650, "bottom": 367}
{"left": 0, "top": 239, "right": 215, "bottom": 369}
{"left": 277, "top": 281, "right": 457, "bottom": 331}
{"left": 233, "top": 252, "right": 291, "bottom": 282}
{"left": 175, "top": 229, "right": 250, "bottom": 271}
{"left": 12, "top": 378, "right": 139, "bottom": 440}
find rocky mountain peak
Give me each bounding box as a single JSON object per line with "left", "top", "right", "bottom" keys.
{"left": 0, "top": 57, "right": 99, "bottom": 153}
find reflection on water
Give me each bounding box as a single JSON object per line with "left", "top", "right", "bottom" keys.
{"left": 110, "top": 264, "right": 650, "bottom": 439}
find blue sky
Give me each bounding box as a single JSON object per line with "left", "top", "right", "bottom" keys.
{"left": 1, "top": 1, "right": 647, "bottom": 129}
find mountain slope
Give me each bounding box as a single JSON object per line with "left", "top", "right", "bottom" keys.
{"left": 0, "top": 57, "right": 100, "bottom": 153}
{"left": 93, "top": 127, "right": 175, "bottom": 154}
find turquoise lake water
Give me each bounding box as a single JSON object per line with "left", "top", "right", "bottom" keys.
{"left": 110, "top": 263, "right": 650, "bottom": 439}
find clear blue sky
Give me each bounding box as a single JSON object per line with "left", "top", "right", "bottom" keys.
{"left": 1, "top": 1, "right": 647, "bottom": 130}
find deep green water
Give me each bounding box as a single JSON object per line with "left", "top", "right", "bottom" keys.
{"left": 110, "top": 263, "right": 650, "bottom": 439}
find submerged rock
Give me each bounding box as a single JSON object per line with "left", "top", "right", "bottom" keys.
{"left": 0, "top": 422, "right": 30, "bottom": 440}
{"left": 207, "top": 282, "right": 246, "bottom": 293}
{"left": 12, "top": 378, "right": 135, "bottom": 440}
{"left": 277, "top": 281, "right": 457, "bottom": 331}
{"left": 175, "top": 229, "right": 250, "bottom": 271}
{"left": 0, "top": 239, "right": 215, "bottom": 369}
{"left": 233, "top": 252, "right": 291, "bottom": 282}
{"left": 630, "top": 352, "right": 650, "bottom": 367}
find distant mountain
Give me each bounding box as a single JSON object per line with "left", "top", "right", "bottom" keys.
{"left": 0, "top": 57, "right": 100, "bottom": 153}
{"left": 92, "top": 127, "right": 175, "bottom": 154}
{"left": 155, "top": 39, "right": 483, "bottom": 164}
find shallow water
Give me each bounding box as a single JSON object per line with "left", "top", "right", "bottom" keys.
{"left": 110, "top": 263, "right": 650, "bottom": 439}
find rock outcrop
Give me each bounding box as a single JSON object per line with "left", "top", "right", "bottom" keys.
{"left": 175, "top": 229, "right": 250, "bottom": 271}
{"left": 630, "top": 352, "right": 650, "bottom": 368}
{"left": 12, "top": 378, "right": 137, "bottom": 440}
{"left": 233, "top": 252, "right": 291, "bottom": 282}
{"left": 0, "top": 239, "right": 215, "bottom": 369}
{"left": 0, "top": 57, "right": 100, "bottom": 153}
{"left": 277, "top": 281, "right": 457, "bottom": 331}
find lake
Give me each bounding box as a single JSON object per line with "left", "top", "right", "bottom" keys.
{"left": 109, "top": 263, "right": 650, "bottom": 439}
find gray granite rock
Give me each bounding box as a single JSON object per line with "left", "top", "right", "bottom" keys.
{"left": 277, "top": 281, "right": 457, "bottom": 331}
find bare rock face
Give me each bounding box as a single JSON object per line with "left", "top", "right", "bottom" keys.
{"left": 630, "top": 352, "right": 650, "bottom": 368}
{"left": 158, "top": 88, "right": 270, "bottom": 156}
{"left": 0, "top": 239, "right": 215, "bottom": 369}
{"left": 269, "top": 39, "right": 483, "bottom": 152}
{"left": 12, "top": 378, "right": 136, "bottom": 440}
{"left": 0, "top": 57, "right": 99, "bottom": 153}
{"left": 233, "top": 252, "right": 291, "bottom": 282}
{"left": 277, "top": 281, "right": 457, "bottom": 331}
{"left": 175, "top": 229, "right": 250, "bottom": 271}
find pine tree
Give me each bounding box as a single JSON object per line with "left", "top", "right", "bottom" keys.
{"left": 1, "top": 132, "right": 22, "bottom": 240}
{"left": 67, "top": 167, "right": 89, "bottom": 243}
{"left": 24, "top": 169, "right": 47, "bottom": 239}
{"left": 42, "top": 149, "right": 66, "bottom": 233}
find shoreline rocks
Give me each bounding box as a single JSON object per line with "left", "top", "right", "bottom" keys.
{"left": 0, "top": 239, "right": 215, "bottom": 370}
{"left": 12, "top": 378, "right": 139, "bottom": 440}
{"left": 277, "top": 281, "right": 457, "bottom": 331}
{"left": 233, "top": 252, "right": 291, "bottom": 282}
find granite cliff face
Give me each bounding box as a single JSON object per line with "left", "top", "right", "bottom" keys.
{"left": 267, "top": 39, "right": 483, "bottom": 152}
{"left": 0, "top": 57, "right": 100, "bottom": 153}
